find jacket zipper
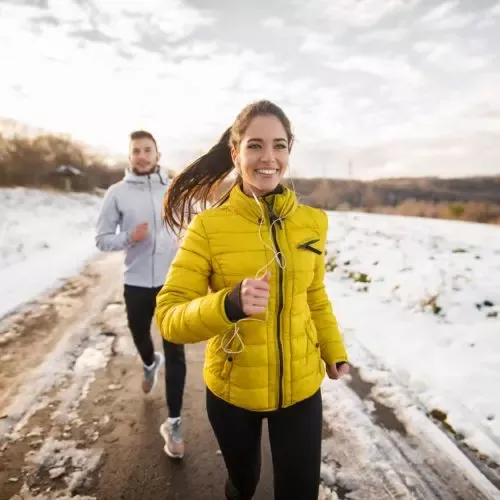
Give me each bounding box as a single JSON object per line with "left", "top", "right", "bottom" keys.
{"left": 148, "top": 176, "right": 157, "bottom": 287}
{"left": 267, "top": 202, "right": 285, "bottom": 409}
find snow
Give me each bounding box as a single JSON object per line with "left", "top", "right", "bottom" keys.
{"left": 25, "top": 437, "right": 103, "bottom": 492}
{"left": 320, "top": 374, "right": 500, "bottom": 498}
{"left": 324, "top": 211, "right": 500, "bottom": 462}
{"left": 0, "top": 187, "right": 102, "bottom": 319}
{"left": 1, "top": 186, "right": 500, "bottom": 488}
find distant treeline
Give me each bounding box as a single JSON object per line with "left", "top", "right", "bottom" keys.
{"left": 1, "top": 130, "right": 498, "bottom": 224}
{"left": 0, "top": 133, "right": 126, "bottom": 191}
{"left": 295, "top": 176, "right": 500, "bottom": 207}
{"left": 217, "top": 176, "right": 500, "bottom": 225}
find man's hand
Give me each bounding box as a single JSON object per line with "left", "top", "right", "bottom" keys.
{"left": 240, "top": 271, "right": 271, "bottom": 316}
{"left": 131, "top": 222, "right": 149, "bottom": 243}
{"left": 326, "top": 362, "right": 350, "bottom": 380}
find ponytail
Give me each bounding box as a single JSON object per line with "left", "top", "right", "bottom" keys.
{"left": 163, "top": 127, "right": 235, "bottom": 237}
{"left": 163, "top": 99, "right": 294, "bottom": 237}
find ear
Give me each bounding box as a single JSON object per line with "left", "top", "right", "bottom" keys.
{"left": 230, "top": 145, "right": 238, "bottom": 164}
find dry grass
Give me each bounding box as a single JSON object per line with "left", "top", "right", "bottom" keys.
{"left": 352, "top": 200, "right": 500, "bottom": 225}
{"left": 0, "top": 133, "right": 125, "bottom": 192}
{"left": 1, "top": 130, "right": 499, "bottom": 226}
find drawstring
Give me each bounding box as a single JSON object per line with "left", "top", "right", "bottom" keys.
{"left": 157, "top": 170, "right": 166, "bottom": 186}
{"left": 154, "top": 165, "right": 166, "bottom": 185}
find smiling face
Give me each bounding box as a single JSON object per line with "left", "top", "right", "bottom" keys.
{"left": 232, "top": 114, "right": 290, "bottom": 197}
{"left": 129, "top": 137, "right": 160, "bottom": 175}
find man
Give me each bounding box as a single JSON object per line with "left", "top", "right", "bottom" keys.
{"left": 95, "top": 130, "right": 186, "bottom": 459}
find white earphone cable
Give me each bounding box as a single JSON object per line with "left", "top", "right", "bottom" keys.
{"left": 219, "top": 188, "right": 287, "bottom": 355}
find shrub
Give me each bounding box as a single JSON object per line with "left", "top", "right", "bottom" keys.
{"left": 0, "top": 132, "right": 126, "bottom": 192}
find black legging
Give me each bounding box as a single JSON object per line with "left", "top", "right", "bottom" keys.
{"left": 123, "top": 284, "right": 186, "bottom": 418}
{"left": 206, "top": 388, "right": 323, "bottom": 500}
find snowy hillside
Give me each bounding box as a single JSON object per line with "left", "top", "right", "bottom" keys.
{"left": 0, "top": 187, "right": 102, "bottom": 319}
{"left": 324, "top": 211, "right": 500, "bottom": 462}
{"left": 1, "top": 187, "right": 499, "bottom": 466}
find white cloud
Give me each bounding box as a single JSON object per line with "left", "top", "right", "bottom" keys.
{"left": 0, "top": 0, "right": 498, "bottom": 179}
{"left": 261, "top": 17, "right": 286, "bottom": 29}
{"left": 357, "top": 27, "right": 408, "bottom": 43}
{"left": 169, "top": 41, "right": 219, "bottom": 58}
{"left": 419, "top": 1, "right": 458, "bottom": 23}
{"left": 328, "top": 55, "right": 424, "bottom": 87}
{"left": 44, "top": 0, "right": 88, "bottom": 23}
{"left": 354, "top": 97, "right": 374, "bottom": 109}
{"left": 298, "top": 0, "right": 420, "bottom": 28}
{"left": 413, "top": 40, "right": 490, "bottom": 71}
{"left": 299, "top": 32, "right": 337, "bottom": 54}
{"left": 419, "top": 1, "right": 476, "bottom": 30}
{"left": 432, "top": 13, "right": 476, "bottom": 30}
{"left": 0, "top": 4, "right": 283, "bottom": 155}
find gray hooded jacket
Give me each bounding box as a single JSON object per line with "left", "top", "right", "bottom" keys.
{"left": 95, "top": 168, "right": 178, "bottom": 288}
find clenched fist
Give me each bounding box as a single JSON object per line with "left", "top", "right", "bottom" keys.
{"left": 131, "top": 222, "right": 149, "bottom": 243}
{"left": 240, "top": 271, "right": 271, "bottom": 316}
{"left": 326, "top": 362, "right": 350, "bottom": 380}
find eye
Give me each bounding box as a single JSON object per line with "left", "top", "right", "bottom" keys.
{"left": 275, "top": 143, "right": 287, "bottom": 149}
{"left": 248, "top": 143, "right": 261, "bottom": 149}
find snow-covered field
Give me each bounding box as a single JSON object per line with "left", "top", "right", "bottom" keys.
{"left": 324, "top": 211, "right": 500, "bottom": 463}
{"left": 1, "top": 186, "right": 499, "bottom": 474}
{"left": 0, "top": 187, "right": 102, "bottom": 319}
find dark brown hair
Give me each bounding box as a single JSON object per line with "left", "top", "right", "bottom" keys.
{"left": 163, "top": 100, "right": 294, "bottom": 235}
{"left": 129, "top": 130, "right": 158, "bottom": 151}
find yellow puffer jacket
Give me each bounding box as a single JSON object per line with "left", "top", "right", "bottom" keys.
{"left": 155, "top": 183, "right": 348, "bottom": 412}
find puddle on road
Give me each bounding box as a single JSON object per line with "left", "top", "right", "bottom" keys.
{"left": 346, "top": 366, "right": 407, "bottom": 436}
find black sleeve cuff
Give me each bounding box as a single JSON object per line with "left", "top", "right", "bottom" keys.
{"left": 224, "top": 283, "right": 248, "bottom": 323}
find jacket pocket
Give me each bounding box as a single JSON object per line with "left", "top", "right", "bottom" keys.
{"left": 305, "top": 319, "right": 323, "bottom": 372}
{"left": 297, "top": 238, "right": 322, "bottom": 255}
{"left": 220, "top": 355, "right": 234, "bottom": 381}
{"left": 295, "top": 235, "right": 322, "bottom": 275}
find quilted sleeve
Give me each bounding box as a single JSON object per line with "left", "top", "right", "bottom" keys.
{"left": 155, "top": 214, "right": 234, "bottom": 344}
{"left": 307, "top": 210, "right": 348, "bottom": 366}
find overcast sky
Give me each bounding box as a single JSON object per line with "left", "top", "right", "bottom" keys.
{"left": 0, "top": 0, "right": 499, "bottom": 179}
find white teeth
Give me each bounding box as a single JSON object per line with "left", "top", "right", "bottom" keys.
{"left": 256, "top": 169, "right": 278, "bottom": 174}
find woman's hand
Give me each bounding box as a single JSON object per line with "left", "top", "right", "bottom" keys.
{"left": 240, "top": 271, "right": 270, "bottom": 316}
{"left": 326, "top": 362, "right": 350, "bottom": 380}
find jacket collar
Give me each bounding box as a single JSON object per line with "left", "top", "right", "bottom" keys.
{"left": 124, "top": 166, "right": 170, "bottom": 186}
{"left": 228, "top": 182, "right": 298, "bottom": 224}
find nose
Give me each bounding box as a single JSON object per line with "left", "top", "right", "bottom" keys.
{"left": 260, "top": 145, "right": 275, "bottom": 163}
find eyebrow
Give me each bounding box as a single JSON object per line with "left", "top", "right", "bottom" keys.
{"left": 247, "top": 138, "right": 288, "bottom": 143}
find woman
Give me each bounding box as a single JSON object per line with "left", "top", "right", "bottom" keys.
{"left": 155, "top": 99, "right": 350, "bottom": 500}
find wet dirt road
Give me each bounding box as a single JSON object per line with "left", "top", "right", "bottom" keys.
{"left": 0, "top": 253, "right": 499, "bottom": 500}
{"left": 0, "top": 253, "right": 274, "bottom": 500}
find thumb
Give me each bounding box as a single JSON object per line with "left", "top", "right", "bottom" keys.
{"left": 259, "top": 270, "right": 271, "bottom": 282}
{"left": 327, "top": 363, "right": 339, "bottom": 379}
